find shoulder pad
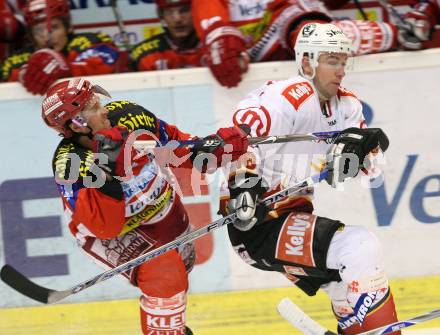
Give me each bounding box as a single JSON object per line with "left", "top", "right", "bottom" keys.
{"left": 106, "top": 101, "right": 158, "bottom": 133}
{"left": 67, "top": 32, "right": 115, "bottom": 52}
{"left": 52, "top": 139, "right": 95, "bottom": 181}
{"left": 130, "top": 33, "right": 168, "bottom": 62}
{"left": 281, "top": 81, "right": 314, "bottom": 110}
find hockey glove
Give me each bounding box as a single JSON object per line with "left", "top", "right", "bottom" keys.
{"left": 326, "top": 127, "right": 389, "bottom": 187}
{"left": 205, "top": 25, "right": 248, "bottom": 88}
{"left": 404, "top": 0, "right": 438, "bottom": 41}
{"left": 21, "top": 48, "right": 70, "bottom": 95}
{"left": 93, "top": 126, "right": 131, "bottom": 178}
{"left": 195, "top": 125, "right": 250, "bottom": 170}
{"left": 227, "top": 172, "right": 268, "bottom": 231}
{"left": 398, "top": 0, "right": 439, "bottom": 49}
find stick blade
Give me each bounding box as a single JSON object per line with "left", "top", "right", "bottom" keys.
{"left": 1, "top": 264, "right": 51, "bottom": 304}
{"left": 277, "top": 298, "right": 335, "bottom": 335}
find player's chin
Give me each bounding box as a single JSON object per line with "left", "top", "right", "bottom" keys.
{"left": 328, "top": 85, "right": 339, "bottom": 97}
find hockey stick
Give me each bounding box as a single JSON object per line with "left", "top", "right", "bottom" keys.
{"left": 376, "top": 0, "right": 419, "bottom": 35}
{"left": 277, "top": 297, "right": 440, "bottom": 335}
{"left": 1, "top": 171, "right": 328, "bottom": 304}
{"left": 109, "top": 0, "right": 131, "bottom": 51}
{"left": 132, "top": 130, "right": 340, "bottom": 150}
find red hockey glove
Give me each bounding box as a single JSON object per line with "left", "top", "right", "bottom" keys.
{"left": 201, "top": 125, "right": 249, "bottom": 166}
{"left": 404, "top": 0, "right": 439, "bottom": 41}
{"left": 21, "top": 49, "right": 70, "bottom": 95}
{"left": 205, "top": 26, "right": 248, "bottom": 88}
{"left": 214, "top": 125, "right": 249, "bottom": 161}
{"left": 93, "top": 126, "right": 132, "bottom": 178}
{"left": 192, "top": 125, "right": 250, "bottom": 172}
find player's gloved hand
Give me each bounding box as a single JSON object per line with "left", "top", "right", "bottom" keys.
{"left": 214, "top": 124, "right": 250, "bottom": 161}
{"left": 326, "top": 127, "right": 389, "bottom": 187}
{"left": 198, "top": 124, "right": 250, "bottom": 164}
{"left": 93, "top": 126, "right": 130, "bottom": 177}
{"left": 205, "top": 25, "right": 248, "bottom": 88}
{"left": 227, "top": 172, "right": 268, "bottom": 231}
{"left": 20, "top": 48, "right": 70, "bottom": 95}
{"left": 398, "top": 0, "right": 439, "bottom": 49}
{"left": 404, "top": 0, "right": 438, "bottom": 41}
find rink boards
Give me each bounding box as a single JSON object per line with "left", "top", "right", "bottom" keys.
{"left": 0, "top": 49, "right": 439, "bottom": 310}
{"left": 1, "top": 276, "right": 439, "bottom": 334}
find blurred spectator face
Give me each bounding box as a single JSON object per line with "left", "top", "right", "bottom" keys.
{"left": 162, "top": 5, "right": 194, "bottom": 40}
{"left": 31, "top": 18, "right": 69, "bottom": 51}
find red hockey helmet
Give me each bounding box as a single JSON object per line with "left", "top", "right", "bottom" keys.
{"left": 24, "top": 0, "right": 70, "bottom": 27}
{"left": 42, "top": 78, "right": 110, "bottom": 137}
{"left": 155, "top": 0, "right": 191, "bottom": 9}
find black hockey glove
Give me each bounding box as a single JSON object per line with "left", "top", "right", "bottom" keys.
{"left": 326, "top": 127, "right": 389, "bottom": 187}
{"left": 227, "top": 172, "right": 268, "bottom": 231}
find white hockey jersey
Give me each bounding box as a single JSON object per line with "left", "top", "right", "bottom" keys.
{"left": 221, "top": 75, "right": 365, "bottom": 215}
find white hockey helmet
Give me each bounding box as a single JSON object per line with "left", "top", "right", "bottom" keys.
{"left": 294, "top": 22, "right": 352, "bottom": 78}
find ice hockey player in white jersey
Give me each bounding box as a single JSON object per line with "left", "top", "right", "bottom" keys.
{"left": 220, "top": 23, "right": 400, "bottom": 334}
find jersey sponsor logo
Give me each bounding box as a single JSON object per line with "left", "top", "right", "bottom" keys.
{"left": 233, "top": 106, "right": 271, "bottom": 137}
{"left": 125, "top": 179, "right": 169, "bottom": 216}
{"left": 73, "top": 45, "right": 119, "bottom": 64}
{"left": 275, "top": 212, "right": 316, "bottom": 267}
{"left": 115, "top": 110, "right": 157, "bottom": 132}
{"left": 229, "top": 0, "right": 268, "bottom": 20}
{"left": 247, "top": 19, "right": 279, "bottom": 61}
{"left": 338, "top": 291, "right": 378, "bottom": 328}
{"left": 53, "top": 143, "right": 95, "bottom": 180}
{"left": 120, "top": 188, "right": 173, "bottom": 235}
{"left": 284, "top": 265, "right": 307, "bottom": 276}
{"left": 87, "top": 229, "right": 156, "bottom": 268}
{"left": 200, "top": 16, "right": 221, "bottom": 30}
{"left": 122, "top": 161, "right": 158, "bottom": 199}
{"left": 282, "top": 82, "right": 314, "bottom": 110}
{"left": 130, "top": 38, "right": 161, "bottom": 60}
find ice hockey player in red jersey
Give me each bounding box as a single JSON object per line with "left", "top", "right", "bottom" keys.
{"left": 41, "top": 78, "right": 249, "bottom": 335}
{"left": 1, "top": 0, "right": 122, "bottom": 95}
{"left": 130, "top": 0, "right": 205, "bottom": 71}
{"left": 220, "top": 22, "right": 400, "bottom": 334}
{"left": 191, "top": 0, "right": 430, "bottom": 88}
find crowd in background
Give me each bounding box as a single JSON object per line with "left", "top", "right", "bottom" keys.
{"left": 1, "top": 0, "right": 439, "bottom": 95}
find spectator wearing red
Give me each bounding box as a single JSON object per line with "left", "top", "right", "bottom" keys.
{"left": 191, "top": 0, "right": 439, "bottom": 88}
{"left": 130, "top": 0, "right": 205, "bottom": 71}
{"left": 401, "top": 0, "right": 440, "bottom": 49}
{"left": 0, "top": 0, "right": 123, "bottom": 95}
{"left": 0, "top": 0, "right": 27, "bottom": 64}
